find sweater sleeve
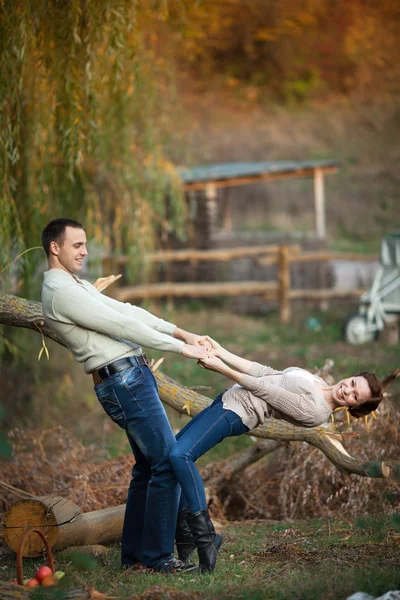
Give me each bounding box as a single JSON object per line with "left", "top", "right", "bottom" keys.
{"left": 248, "top": 362, "right": 282, "bottom": 377}
{"left": 52, "top": 285, "right": 184, "bottom": 353}
{"left": 86, "top": 282, "right": 177, "bottom": 336}
{"left": 239, "top": 374, "right": 323, "bottom": 427}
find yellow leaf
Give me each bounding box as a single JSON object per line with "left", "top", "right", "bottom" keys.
{"left": 182, "top": 403, "right": 192, "bottom": 416}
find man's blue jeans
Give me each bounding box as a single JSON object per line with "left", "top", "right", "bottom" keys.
{"left": 170, "top": 393, "right": 249, "bottom": 514}
{"left": 94, "top": 364, "right": 179, "bottom": 568}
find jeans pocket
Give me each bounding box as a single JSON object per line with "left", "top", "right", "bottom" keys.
{"left": 97, "top": 389, "right": 126, "bottom": 429}
{"left": 121, "top": 365, "right": 145, "bottom": 389}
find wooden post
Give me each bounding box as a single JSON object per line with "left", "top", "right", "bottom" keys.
{"left": 222, "top": 187, "right": 232, "bottom": 231}
{"left": 278, "top": 245, "right": 290, "bottom": 323}
{"left": 313, "top": 168, "right": 326, "bottom": 239}
{"left": 205, "top": 183, "right": 217, "bottom": 239}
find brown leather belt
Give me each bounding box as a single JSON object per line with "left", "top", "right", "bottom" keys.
{"left": 92, "top": 354, "right": 149, "bottom": 385}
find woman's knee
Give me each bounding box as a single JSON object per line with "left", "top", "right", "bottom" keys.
{"left": 170, "top": 444, "right": 192, "bottom": 469}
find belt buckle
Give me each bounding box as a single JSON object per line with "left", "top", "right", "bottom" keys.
{"left": 142, "top": 353, "right": 149, "bottom": 366}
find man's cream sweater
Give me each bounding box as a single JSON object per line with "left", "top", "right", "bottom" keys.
{"left": 42, "top": 269, "right": 184, "bottom": 374}
{"left": 222, "top": 363, "right": 332, "bottom": 430}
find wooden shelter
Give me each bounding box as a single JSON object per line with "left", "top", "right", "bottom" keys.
{"left": 177, "top": 159, "right": 339, "bottom": 239}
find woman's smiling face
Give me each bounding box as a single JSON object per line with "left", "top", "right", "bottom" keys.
{"left": 331, "top": 376, "right": 372, "bottom": 408}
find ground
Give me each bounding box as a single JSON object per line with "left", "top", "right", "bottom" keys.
{"left": 0, "top": 304, "right": 399, "bottom": 598}
{"left": 0, "top": 518, "right": 399, "bottom": 599}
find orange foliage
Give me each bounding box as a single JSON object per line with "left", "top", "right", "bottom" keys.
{"left": 161, "top": 0, "right": 400, "bottom": 99}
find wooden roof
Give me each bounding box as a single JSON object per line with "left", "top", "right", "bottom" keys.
{"left": 178, "top": 159, "right": 338, "bottom": 191}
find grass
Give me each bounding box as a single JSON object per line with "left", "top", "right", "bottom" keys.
{"left": 329, "top": 237, "right": 382, "bottom": 255}
{"left": 1, "top": 304, "right": 399, "bottom": 598}
{"left": 1, "top": 517, "right": 399, "bottom": 599}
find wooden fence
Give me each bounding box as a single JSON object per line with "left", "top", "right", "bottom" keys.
{"left": 103, "top": 246, "right": 377, "bottom": 323}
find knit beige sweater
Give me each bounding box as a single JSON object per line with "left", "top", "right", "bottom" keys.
{"left": 222, "top": 363, "right": 332, "bottom": 430}
{"left": 42, "top": 269, "right": 184, "bottom": 374}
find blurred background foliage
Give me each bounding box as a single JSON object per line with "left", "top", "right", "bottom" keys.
{"left": 164, "top": 0, "right": 400, "bottom": 99}
{"left": 0, "top": 0, "right": 186, "bottom": 297}
{"left": 2, "top": 0, "right": 400, "bottom": 293}
{"left": 0, "top": 0, "right": 399, "bottom": 428}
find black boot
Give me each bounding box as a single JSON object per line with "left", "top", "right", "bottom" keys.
{"left": 186, "top": 509, "right": 223, "bottom": 573}
{"left": 175, "top": 506, "right": 196, "bottom": 563}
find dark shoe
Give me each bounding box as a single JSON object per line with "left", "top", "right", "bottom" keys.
{"left": 175, "top": 506, "right": 196, "bottom": 563}
{"left": 151, "top": 557, "right": 199, "bottom": 574}
{"left": 186, "top": 509, "right": 223, "bottom": 573}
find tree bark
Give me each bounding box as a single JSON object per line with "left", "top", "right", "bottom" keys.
{"left": 2, "top": 495, "right": 125, "bottom": 557}
{"left": 0, "top": 293, "right": 393, "bottom": 479}
{"left": 155, "top": 370, "right": 390, "bottom": 478}
{"left": 3, "top": 496, "right": 81, "bottom": 556}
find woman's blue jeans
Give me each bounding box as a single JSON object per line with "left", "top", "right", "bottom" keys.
{"left": 170, "top": 393, "right": 249, "bottom": 514}
{"left": 94, "top": 364, "right": 179, "bottom": 568}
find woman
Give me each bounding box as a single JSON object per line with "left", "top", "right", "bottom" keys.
{"left": 170, "top": 337, "right": 383, "bottom": 572}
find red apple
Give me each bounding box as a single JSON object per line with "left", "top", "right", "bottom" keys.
{"left": 35, "top": 565, "right": 53, "bottom": 583}
{"left": 41, "top": 574, "right": 58, "bottom": 587}
{"left": 25, "top": 578, "right": 40, "bottom": 588}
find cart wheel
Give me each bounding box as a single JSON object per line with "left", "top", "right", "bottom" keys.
{"left": 343, "top": 313, "right": 376, "bottom": 345}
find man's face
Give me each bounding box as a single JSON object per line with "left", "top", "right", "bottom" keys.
{"left": 51, "top": 226, "right": 88, "bottom": 274}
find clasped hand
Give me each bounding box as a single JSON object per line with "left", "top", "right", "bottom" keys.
{"left": 181, "top": 334, "right": 224, "bottom": 371}
{"left": 197, "top": 336, "right": 225, "bottom": 372}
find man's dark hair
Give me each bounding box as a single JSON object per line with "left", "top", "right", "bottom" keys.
{"left": 41, "top": 218, "right": 83, "bottom": 257}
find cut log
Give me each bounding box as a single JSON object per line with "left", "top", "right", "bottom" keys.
{"left": 2, "top": 496, "right": 81, "bottom": 556}
{"left": 53, "top": 504, "right": 125, "bottom": 551}
{"left": 2, "top": 495, "right": 125, "bottom": 557}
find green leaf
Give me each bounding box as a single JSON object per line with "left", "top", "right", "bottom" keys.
{"left": 63, "top": 549, "right": 97, "bottom": 571}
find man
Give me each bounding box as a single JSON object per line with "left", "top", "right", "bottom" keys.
{"left": 41, "top": 218, "right": 208, "bottom": 574}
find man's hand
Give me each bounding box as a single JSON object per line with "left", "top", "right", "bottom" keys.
{"left": 181, "top": 344, "right": 208, "bottom": 360}
{"left": 174, "top": 328, "right": 212, "bottom": 351}
{"left": 93, "top": 274, "right": 122, "bottom": 292}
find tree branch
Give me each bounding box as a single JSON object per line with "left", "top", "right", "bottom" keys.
{"left": 0, "top": 293, "right": 393, "bottom": 479}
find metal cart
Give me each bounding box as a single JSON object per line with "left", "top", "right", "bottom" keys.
{"left": 344, "top": 233, "right": 400, "bottom": 344}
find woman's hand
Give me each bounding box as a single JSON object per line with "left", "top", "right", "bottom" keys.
{"left": 197, "top": 354, "right": 226, "bottom": 373}
{"left": 203, "top": 336, "right": 223, "bottom": 356}
{"left": 181, "top": 344, "right": 207, "bottom": 360}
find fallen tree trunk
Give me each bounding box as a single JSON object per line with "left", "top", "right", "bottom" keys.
{"left": 202, "top": 439, "right": 284, "bottom": 518}
{"left": 155, "top": 370, "right": 391, "bottom": 478}
{"left": 2, "top": 496, "right": 81, "bottom": 556}
{"left": 2, "top": 495, "right": 125, "bottom": 557}
{"left": 203, "top": 439, "right": 283, "bottom": 489}
{"left": 0, "top": 293, "right": 394, "bottom": 480}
